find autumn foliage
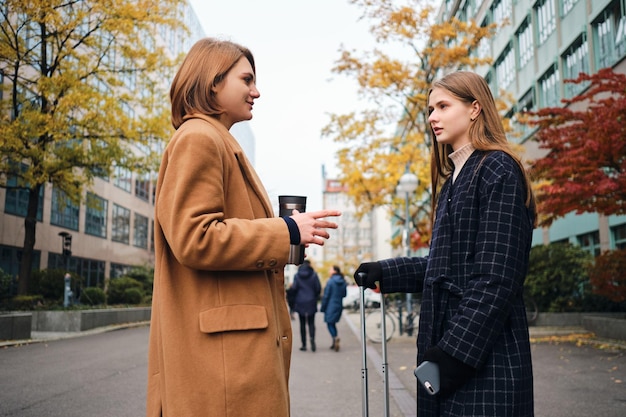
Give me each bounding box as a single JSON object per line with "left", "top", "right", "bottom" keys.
{"left": 323, "top": 0, "right": 500, "bottom": 252}
{"left": 0, "top": 0, "right": 184, "bottom": 294}
{"left": 527, "top": 68, "right": 626, "bottom": 226}
{"left": 588, "top": 249, "right": 626, "bottom": 303}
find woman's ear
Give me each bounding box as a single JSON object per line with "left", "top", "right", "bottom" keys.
{"left": 471, "top": 100, "right": 482, "bottom": 121}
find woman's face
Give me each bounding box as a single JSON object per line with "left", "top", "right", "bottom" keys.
{"left": 214, "top": 57, "right": 260, "bottom": 129}
{"left": 427, "top": 87, "right": 478, "bottom": 151}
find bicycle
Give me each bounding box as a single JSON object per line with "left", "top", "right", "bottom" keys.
{"left": 364, "top": 295, "right": 420, "bottom": 343}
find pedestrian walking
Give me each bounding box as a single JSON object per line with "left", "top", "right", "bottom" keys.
{"left": 321, "top": 265, "right": 348, "bottom": 351}
{"left": 291, "top": 260, "right": 322, "bottom": 351}
{"left": 355, "top": 71, "right": 537, "bottom": 416}
{"left": 146, "top": 37, "right": 341, "bottom": 417}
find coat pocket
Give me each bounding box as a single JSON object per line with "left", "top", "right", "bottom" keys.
{"left": 199, "top": 305, "right": 269, "bottom": 333}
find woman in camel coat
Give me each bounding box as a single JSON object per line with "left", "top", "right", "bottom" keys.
{"left": 146, "top": 38, "right": 340, "bottom": 417}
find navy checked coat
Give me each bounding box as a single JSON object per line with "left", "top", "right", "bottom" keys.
{"left": 380, "top": 150, "right": 535, "bottom": 417}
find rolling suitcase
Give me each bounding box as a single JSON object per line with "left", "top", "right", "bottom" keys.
{"left": 358, "top": 273, "right": 390, "bottom": 417}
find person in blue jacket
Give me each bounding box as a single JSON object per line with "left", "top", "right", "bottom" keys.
{"left": 291, "top": 260, "right": 322, "bottom": 352}
{"left": 321, "top": 265, "right": 348, "bottom": 352}
{"left": 355, "top": 71, "right": 536, "bottom": 416}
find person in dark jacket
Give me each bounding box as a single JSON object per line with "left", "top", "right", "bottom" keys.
{"left": 321, "top": 265, "right": 348, "bottom": 352}
{"left": 355, "top": 71, "right": 537, "bottom": 416}
{"left": 291, "top": 260, "right": 322, "bottom": 351}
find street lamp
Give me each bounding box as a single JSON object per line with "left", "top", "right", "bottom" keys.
{"left": 397, "top": 170, "right": 419, "bottom": 316}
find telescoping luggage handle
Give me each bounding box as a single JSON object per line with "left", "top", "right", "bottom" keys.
{"left": 357, "top": 272, "right": 390, "bottom": 417}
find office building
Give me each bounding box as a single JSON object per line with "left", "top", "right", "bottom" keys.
{"left": 441, "top": 0, "right": 626, "bottom": 253}
{"left": 321, "top": 178, "right": 393, "bottom": 276}
{"left": 0, "top": 2, "right": 230, "bottom": 287}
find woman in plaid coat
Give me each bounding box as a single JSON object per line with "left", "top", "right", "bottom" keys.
{"left": 356, "top": 71, "right": 536, "bottom": 416}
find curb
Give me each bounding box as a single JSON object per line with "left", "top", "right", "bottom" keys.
{"left": 0, "top": 321, "right": 150, "bottom": 348}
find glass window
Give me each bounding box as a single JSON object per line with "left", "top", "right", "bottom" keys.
{"left": 593, "top": 2, "right": 625, "bottom": 68}
{"left": 562, "top": 36, "right": 589, "bottom": 98}
{"left": 80, "top": 258, "right": 105, "bottom": 288}
{"left": 536, "top": 0, "right": 556, "bottom": 44}
{"left": 85, "top": 192, "right": 108, "bottom": 238}
{"left": 111, "top": 262, "right": 133, "bottom": 278}
{"left": 495, "top": 45, "right": 515, "bottom": 89}
{"left": 538, "top": 65, "right": 560, "bottom": 107}
{"left": 561, "top": 0, "right": 579, "bottom": 16}
{"left": 460, "top": 0, "right": 475, "bottom": 20}
{"left": 112, "top": 204, "right": 130, "bottom": 244}
{"left": 50, "top": 188, "right": 79, "bottom": 231}
{"left": 4, "top": 164, "right": 43, "bottom": 220}
{"left": 612, "top": 223, "right": 626, "bottom": 250}
{"left": 514, "top": 88, "right": 535, "bottom": 138}
{"left": 577, "top": 231, "right": 601, "bottom": 256}
{"left": 517, "top": 16, "right": 534, "bottom": 68}
{"left": 617, "top": 13, "right": 626, "bottom": 57}
{"left": 444, "top": 0, "right": 455, "bottom": 19}
{"left": 0, "top": 245, "right": 40, "bottom": 292}
{"left": 135, "top": 172, "right": 151, "bottom": 202}
{"left": 48, "top": 251, "right": 78, "bottom": 273}
{"left": 113, "top": 165, "right": 132, "bottom": 193}
{"left": 492, "top": 0, "right": 512, "bottom": 23}
{"left": 133, "top": 213, "right": 149, "bottom": 249}
{"left": 596, "top": 12, "right": 615, "bottom": 68}
{"left": 478, "top": 20, "right": 491, "bottom": 61}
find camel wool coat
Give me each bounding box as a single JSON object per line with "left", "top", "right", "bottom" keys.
{"left": 146, "top": 114, "right": 293, "bottom": 417}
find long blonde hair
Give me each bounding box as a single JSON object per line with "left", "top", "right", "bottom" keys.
{"left": 428, "top": 71, "right": 536, "bottom": 222}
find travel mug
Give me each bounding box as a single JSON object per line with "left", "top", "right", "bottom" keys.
{"left": 278, "top": 195, "right": 307, "bottom": 265}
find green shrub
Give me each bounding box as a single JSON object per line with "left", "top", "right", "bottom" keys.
{"left": 81, "top": 287, "right": 106, "bottom": 306}
{"left": 122, "top": 288, "right": 144, "bottom": 304}
{"left": 525, "top": 242, "right": 593, "bottom": 312}
{"left": 124, "top": 265, "right": 154, "bottom": 296}
{"left": 10, "top": 295, "right": 44, "bottom": 310}
{"left": 107, "top": 277, "right": 144, "bottom": 305}
{"left": 31, "top": 269, "right": 82, "bottom": 303}
{"left": 0, "top": 269, "right": 13, "bottom": 300}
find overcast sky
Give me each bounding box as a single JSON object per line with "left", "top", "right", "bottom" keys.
{"left": 187, "top": 0, "right": 375, "bottom": 211}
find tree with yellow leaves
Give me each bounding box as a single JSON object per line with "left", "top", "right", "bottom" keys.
{"left": 322, "top": 0, "right": 498, "bottom": 253}
{"left": 0, "top": 0, "right": 187, "bottom": 295}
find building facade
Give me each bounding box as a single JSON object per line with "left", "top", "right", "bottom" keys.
{"left": 442, "top": 0, "right": 626, "bottom": 253}
{"left": 321, "top": 178, "right": 393, "bottom": 277}
{"left": 0, "top": 2, "right": 217, "bottom": 288}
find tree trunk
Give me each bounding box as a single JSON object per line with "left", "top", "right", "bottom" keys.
{"left": 17, "top": 184, "right": 41, "bottom": 295}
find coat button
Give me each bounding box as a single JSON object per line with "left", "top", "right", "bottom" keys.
{"left": 269, "top": 259, "right": 277, "bottom": 267}
{"left": 255, "top": 260, "right": 264, "bottom": 268}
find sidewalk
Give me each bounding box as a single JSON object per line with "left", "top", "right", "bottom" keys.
{"left": 289, "top": 309, "right": 424, "bottom": 417}
{"left": 289, "top": 309, "right": 626, "bottom": 417}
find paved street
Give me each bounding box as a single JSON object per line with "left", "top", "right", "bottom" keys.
{"left": 0, "top": 326, "right": 147, "bottom": 417}
{"left": 1, "top": 312, "right": 625, "bottom": 417}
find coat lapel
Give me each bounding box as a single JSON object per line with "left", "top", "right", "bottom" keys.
{"left": 183, "top": 114, "right": 275, "bottom": 218}
{"left": 233, "top": 149, "right": 274, "bottom": 218}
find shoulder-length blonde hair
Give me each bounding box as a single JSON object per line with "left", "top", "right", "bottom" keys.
{"left": 428, "top": 71, "right": 535, "bottom": 220}
{"left": 169, "top": 38, "right": 256, "bottom": 129}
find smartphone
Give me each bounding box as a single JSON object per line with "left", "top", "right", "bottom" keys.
{"left": 414, "top": 361, "right": 440, "bottom": 395}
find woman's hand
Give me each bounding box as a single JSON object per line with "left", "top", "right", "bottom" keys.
{"left": 290, "top": 209, "right": 341, "bottom": 246}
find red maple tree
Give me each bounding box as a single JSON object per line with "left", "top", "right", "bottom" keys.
{"left": 588, "top": 249, "right": 626, "bottom": 303}
{"left": 527, "top": 68, "right": 626, "bottom": 226}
